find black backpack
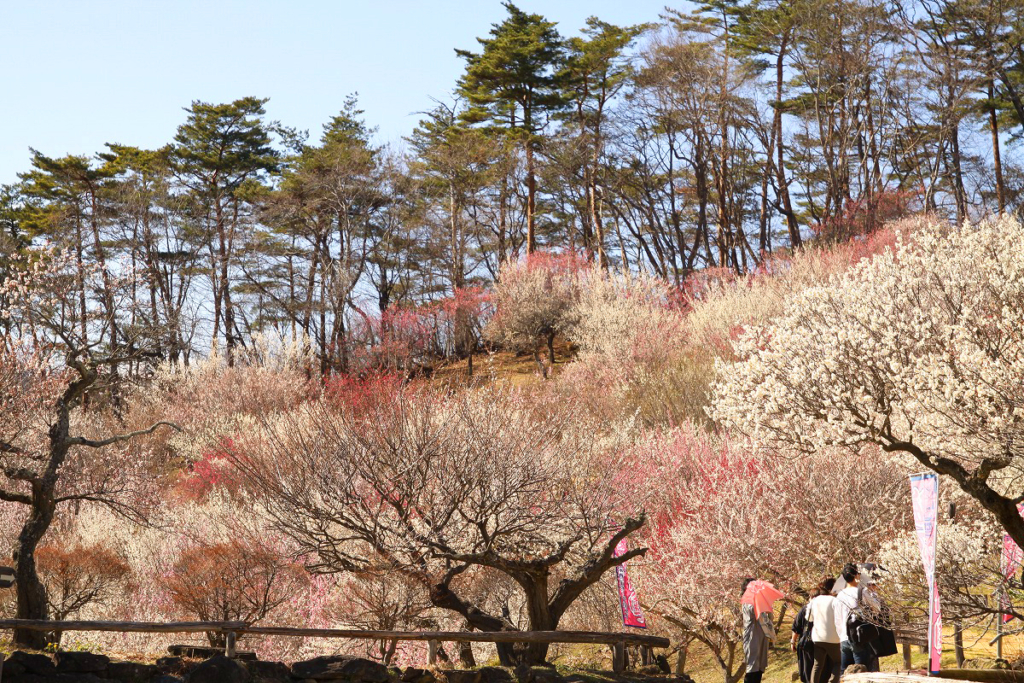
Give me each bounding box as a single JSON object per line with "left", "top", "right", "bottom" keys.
{"left": 846, "top": 587, "right": 880, "bottom": 645}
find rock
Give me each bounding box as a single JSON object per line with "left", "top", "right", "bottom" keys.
{"left": 244, "top": 659, "right": 292, "bottom": 682}
{"left": 402, "top": 667, "right": 437, "bottom": 683}
{"left": 524, "top": 668, "right": 563, "bottom": 683}
{"left": 5, "top": 650, "right": 56, "bottom": 676}
{"left": 55, "top": 650, "right": 110, "bottom": 673}
{"left": 105, "top": 661, "right": 160, "bottom": 682}
{"left": 478, "top": 667, "right": 513, "bottom": 683}
{"left": 152, "top": 676, "right": 185, "bottom": 683}
{"left": 443, "top": 670, "right": 482, "bottom": 683}
{"left": 167, "top": 644, "right": 258, "bottom": 661}
{"left": 513, "top": 664, "right": 533, "bottom": 683}
{"left": 6, "top": 675, "right": 106, "bottom": 683}
{"left": 186, "top": 654, "right": 251, "bottom": 683}
{"left": 156, "top": 656, "right": 188, "bottom": 675}
{"left": 291, "top": 655, "right": 390, "bottom": 682}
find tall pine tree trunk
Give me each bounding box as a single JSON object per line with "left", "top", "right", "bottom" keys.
{"left": 526, "top": 143, "right": 537, "bottom": 253}
{"left": 989, "top": 80, "right": 1006, "bottom": 215}
{"left": 775, "top": 40, "right": 800, "bottom": 248}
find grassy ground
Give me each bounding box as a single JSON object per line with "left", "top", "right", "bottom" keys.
{"left": 679, "top": 624, "right": 1024, "bottom": 683}
{"left": 430, "top": 339, "right": 575, "bottom": 388}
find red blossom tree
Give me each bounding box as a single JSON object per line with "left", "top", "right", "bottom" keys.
{"left": 159, "top": 539, "right": 309, "bottom": 646}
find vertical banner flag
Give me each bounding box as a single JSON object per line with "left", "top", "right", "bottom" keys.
{"left": 910, "top": 472, "right": 941, "bottom": 674}
{"left": 999, "top": 504, "right": 1024, "bottom": 623}
{"left": 613, "top": 538, "right": 647, "bottom": 628}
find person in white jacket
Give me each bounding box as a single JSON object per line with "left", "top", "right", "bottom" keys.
{"left": 807, "top": 577, "right": 841, "bottom": 683}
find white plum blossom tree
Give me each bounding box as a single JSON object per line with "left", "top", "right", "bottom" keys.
{"left": 712, "top": 216, "right": 1024, "bottom": 548}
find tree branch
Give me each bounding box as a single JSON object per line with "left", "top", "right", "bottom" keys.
{"left": 0, "top": 441, "right": 28, "bottom": 457}
{"left": 66, "top": 421, "right": 181, "bottom": 449}
{"left": 0, "top": 488, "right": 31, "bottom": 505}
{"left": 548, "top": 514, "right": 647, "bottom": 618}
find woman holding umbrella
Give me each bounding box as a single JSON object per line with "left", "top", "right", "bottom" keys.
{"left": 741, "top": 578, "right": 784, "bottom": 683}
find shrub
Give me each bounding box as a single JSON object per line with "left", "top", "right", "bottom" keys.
{"left": 485, "top": 251, "right": 588, "bottom": 377}
{"left": 36, "top": 544, "right": 131, "bottom": 645}
{"left": 159, "top": 539, "right": 308, "bottom": 646}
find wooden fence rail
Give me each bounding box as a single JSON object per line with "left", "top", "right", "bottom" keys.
{"left": 0, "top": 620, "right": 670, "bottom": 673}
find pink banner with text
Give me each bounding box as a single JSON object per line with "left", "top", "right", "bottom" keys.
{"left": 910, "top": 472, "right": 941, "bottom": 674}
{"left": 613, "top": 538, "right": 647, "bottom": 629}
{"left": 1000, "top": 504, "right": 1024, "bottom": 622}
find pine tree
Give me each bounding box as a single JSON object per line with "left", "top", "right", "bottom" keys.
{"left": 456, "top": 2, "right": 568, "bottom": 253}
{"left": 259, "top": 96, "right": 380, "bottom": 373}
{"left": 18, "top": 152, "right": 118, "bottom": 353}
{"left": 562, "top": 18, "right": 647, "bottom": 266}
{"left": 171, "top": 97, "right": 278, "bottom": 362}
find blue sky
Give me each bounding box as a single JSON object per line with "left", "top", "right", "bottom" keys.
{"left": 0, "top": 0, "right": 677, "bottom": 186}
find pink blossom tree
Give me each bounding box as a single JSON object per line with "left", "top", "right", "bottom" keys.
{"left": 623, "top": 427, "right": 910, "bottom": 682}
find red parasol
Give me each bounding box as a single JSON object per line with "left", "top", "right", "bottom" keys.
{"left": 741, "top": 579, "right": 785, "bottom": 619}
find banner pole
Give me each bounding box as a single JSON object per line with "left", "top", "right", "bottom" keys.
{"left": 997, "top": 611, "right": 1004, "bottom": 661}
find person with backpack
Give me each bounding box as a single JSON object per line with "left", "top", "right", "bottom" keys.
{"left": 863, "top": 578, "right": 898, "bottom": 669}
{"left": 834, "top": 563, "right": 879, "bottom": 672}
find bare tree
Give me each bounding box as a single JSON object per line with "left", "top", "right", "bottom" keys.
{"left": 232, "top": 386, "right": 645, "bottom": 665}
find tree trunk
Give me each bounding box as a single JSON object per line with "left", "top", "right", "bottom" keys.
{"left": 676, "top": 645, "right": 688, "bottom": 675}
{"left": 589, "top": 175, "right": 607, "bottom": 269}
{"left": 954, "top": 619, "right": 965, "bottom": 668}
{"left": 547, "top": 331, "right": 556, "bottom": 366}
{"left": 12, "top": 500, "right": 53, "bottom": 649}
{"left": 533, "top": 351, "right": 549, "bottom": 380}
{"left": 521, "top": 575, "right": 555, "bottom": 665}
{"left": 989, "top": 81, "right": 1006, "bottom": 215}
{"left": 775, "top": 40, "right": 800, "bottom": 249}
{"left": 526, "top": 144, "right": 537, "bottom": 253}
{"left": 428, "top": 580, "right": 517, "bottom": 666}
{"left": 950, "top": 120, "right": 967, "bottom": 223}
{"left": 384, "top": 639, "right": 399, "bottom": 665}
{"left": 459, "top": 640, "right": 477, "bottom": 667}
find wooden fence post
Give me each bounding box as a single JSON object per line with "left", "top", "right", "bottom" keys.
{"left": 612, "top": 641, "right": 626, "bottom": 673}
{"left": 225, "top": 630, "right": 237, "bottom": 659}
{"left": 428, "top": 639, "right": 438, "bottom": 665}
{"left": 902, "top": 642, "right": 912, "bottom": 670}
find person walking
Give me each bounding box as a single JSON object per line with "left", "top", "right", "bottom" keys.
{"left": 834, "top": 563, "right": 878, "bottom": 672}
{"left": 741, "top": 578, "right": 776, "bottom": 683}
{"left": 806, "top": 577, "right": 841, "bottom": 683}
{"left": 864, "top": 577, "right": 897, "bottom": 670}
{"left": 791, "top": 599, "right": 814, "bottom": 683}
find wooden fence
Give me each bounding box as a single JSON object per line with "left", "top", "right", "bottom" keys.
{"left": 0, "top": 620, "right": 670, "bottom": 673}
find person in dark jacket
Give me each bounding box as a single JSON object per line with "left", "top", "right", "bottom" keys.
{"left": 791, "top": 598, "right": 815, "bottom": 683}
{"left": 864, "top": 579, "right": 898, "bottom": 668}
